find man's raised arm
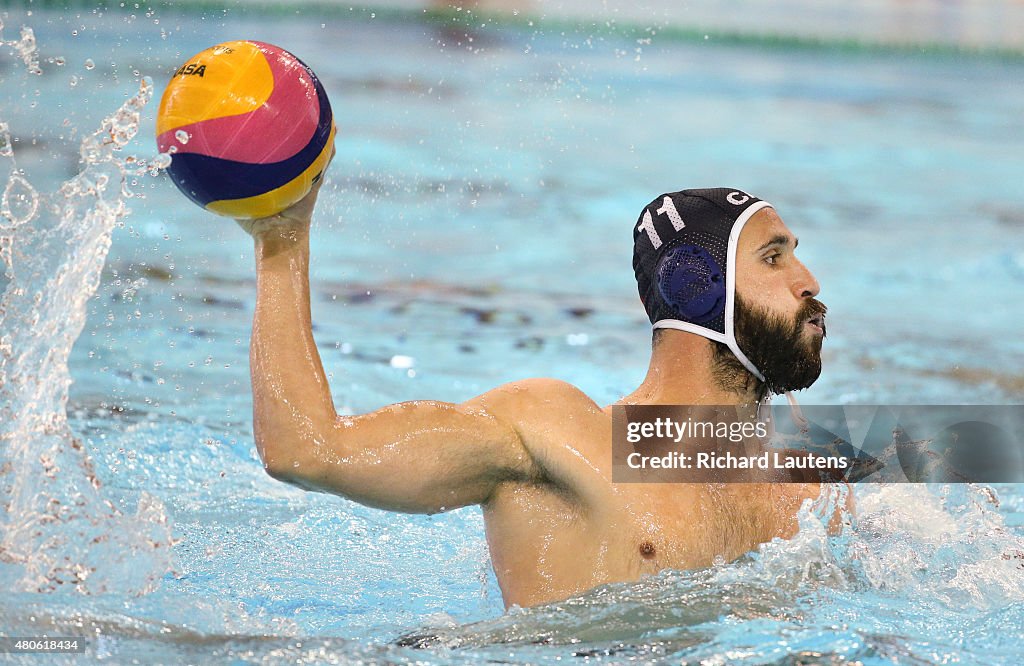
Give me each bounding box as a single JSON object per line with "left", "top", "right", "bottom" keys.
{"left": 239, "top": 180, "right": 539, "bottom": 514}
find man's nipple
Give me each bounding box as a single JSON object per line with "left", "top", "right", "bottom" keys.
{"left": 639, "top": 540, "right": 656, "bottom": 559}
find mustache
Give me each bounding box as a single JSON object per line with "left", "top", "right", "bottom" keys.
{"left": 796, "top": 298, "right": 828, "bottom": 335}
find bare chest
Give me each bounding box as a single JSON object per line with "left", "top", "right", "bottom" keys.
{"left": 483, "top": 479, "right": 789, "bottom": 607}
{"left": 603, "top": 483, "right": 786, "bottom": 572}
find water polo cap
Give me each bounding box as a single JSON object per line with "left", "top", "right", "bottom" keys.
{"left": 632, "top": 188, "right": 773, "bottom": 382}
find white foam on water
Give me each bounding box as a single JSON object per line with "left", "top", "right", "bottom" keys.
{"left": 401, "top": 481, "right": 1024, "bottom": 657}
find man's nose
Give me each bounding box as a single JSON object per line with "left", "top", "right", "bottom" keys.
{"left": 793, "top": 259, "right": 820, "bottom": 300}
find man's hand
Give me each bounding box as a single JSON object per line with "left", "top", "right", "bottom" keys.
{"left": 235, "top": 146, "right": 335, "bottom": 239}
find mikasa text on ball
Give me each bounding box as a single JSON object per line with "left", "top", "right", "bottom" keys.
{"left": 156, "top": 40, "right": 335, "bottom": 219}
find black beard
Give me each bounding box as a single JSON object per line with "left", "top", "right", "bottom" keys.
{"left": 712, "top": 295, "right": 827, "bottom": 399}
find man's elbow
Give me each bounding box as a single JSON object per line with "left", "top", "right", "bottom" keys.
{"left": 258, "top": 444, "right": 314, "bottom": 487}
{"left": 263, "top": 458, "right": 298, "bottom": 483}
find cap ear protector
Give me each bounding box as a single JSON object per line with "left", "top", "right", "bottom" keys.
{"left": 655, "top": 243, "right": 726, "bottom": 324}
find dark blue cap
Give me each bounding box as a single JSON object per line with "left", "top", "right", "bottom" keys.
{"left": 633, "top": 188, "right": 767, "bottom": 333}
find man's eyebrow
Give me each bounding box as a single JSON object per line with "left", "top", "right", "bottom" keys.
{"left": 756, "top": 234, "right": 798, "bottom": 252}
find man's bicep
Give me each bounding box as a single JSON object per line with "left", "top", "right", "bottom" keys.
{"left": 277, "top": 397, "right": 534, "bottom": 513}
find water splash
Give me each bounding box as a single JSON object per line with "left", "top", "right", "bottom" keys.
{"left": 0, "top": 51, "right": 175, "bottom": 594}
{"left": 0, "top": 18, "right": 42, "bottom": 76}
{"left": 399, "top": 483, "right": 1024, "bottom": 662}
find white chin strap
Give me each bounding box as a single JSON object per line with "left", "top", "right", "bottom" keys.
{"left": 654, "top": 318, "right": 765, "bottom": 382}
{"left": 652, "top": 319, "right": 809, "bottom": 432}
{"left": 784, "top": 390, "right": 809, "bottom": 432}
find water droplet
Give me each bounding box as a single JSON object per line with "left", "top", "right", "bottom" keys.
{"left": 84, "top": 58, "right": 95, "bottom": 70}
{"left": 14, "top": 26, "right": 42, "bottom": 75}
{"left": 389, "top": 354, "right": 415, "bottom": 369}
{"left": 174, "top": 130, "right": 189, "bottom": 144}
{"left": 152, "top": 153, "right": 172, "bottom": 170}
{"left": 1, "top": 174, "right": 40, "bottom": 229}
{"left": 0, "top": 123, "right": 13, "bottom": 158}
{"left": 567, "top": 333, "right": 589, "bottom": 346}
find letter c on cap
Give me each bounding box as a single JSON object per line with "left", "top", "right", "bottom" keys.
{"left": 726, "top": 192, "right": 750, "bottom": 205}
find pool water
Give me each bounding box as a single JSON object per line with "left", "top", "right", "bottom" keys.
{"left": 1, "top": 5, "right": 1023, "bottom": 664}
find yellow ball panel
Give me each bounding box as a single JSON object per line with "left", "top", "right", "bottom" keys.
{"left": 156, "top": 41, "right": 274, "bottom": 136}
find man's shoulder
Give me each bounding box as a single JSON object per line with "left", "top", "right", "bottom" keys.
{"left": 462, "top": 378, "right": 604, "bottom": 423}
{"left": 479, "top": 377, "right": 598, "bottom": 407}
{"left": 465, "top": 379, "right": 612, "bottom": 499}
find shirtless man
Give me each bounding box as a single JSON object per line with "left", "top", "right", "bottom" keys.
{"left": 238, "top": 174, "right": 836, "bottom": 609}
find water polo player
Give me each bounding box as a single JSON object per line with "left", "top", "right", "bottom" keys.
{"left": 236, "top": 172, "right": 842, "bottom": 609}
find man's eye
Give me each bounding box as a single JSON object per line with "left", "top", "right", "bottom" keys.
{"left": 764, "top": 253, "right": 780, "bottom": 265}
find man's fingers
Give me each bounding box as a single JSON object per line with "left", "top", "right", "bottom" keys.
{"left": 235, "top": 145, "right": 334, "bottom": 238}
{"left": 235, "top": 218, "right": 256, "bottom": 235}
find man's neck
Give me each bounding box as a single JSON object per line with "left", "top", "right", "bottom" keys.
{"left": 619, "top": 329, "right": 762, "bottom": 406}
